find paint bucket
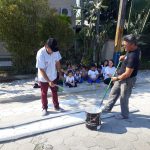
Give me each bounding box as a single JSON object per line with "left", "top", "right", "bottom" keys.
{"left": 85, "top": 107, "right": 102, "bottom": 130}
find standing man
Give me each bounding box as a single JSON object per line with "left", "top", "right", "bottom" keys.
{"left": 103, "top": 34, "right": 141, "bottom": 119}
{"left": 36, "top": 38, "right": 62, "bottom": 116}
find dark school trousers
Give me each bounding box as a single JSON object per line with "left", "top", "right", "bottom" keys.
{"left": 40, "top": 79, "right": 59, "bottom": 110}
{"left": 104, "top": 77, "right": 136, "bottom": 118}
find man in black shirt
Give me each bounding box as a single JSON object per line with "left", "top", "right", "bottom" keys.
{"left": 103, "top": 34, "right": 141, "bottom": 119}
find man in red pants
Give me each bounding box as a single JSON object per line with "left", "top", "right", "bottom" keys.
{"left": 36, "top": 38, "right": 62, "bottom": 116}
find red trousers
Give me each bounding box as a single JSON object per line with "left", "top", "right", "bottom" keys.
{"left": 40, "top": 80, "right": 59, "bottom": 110}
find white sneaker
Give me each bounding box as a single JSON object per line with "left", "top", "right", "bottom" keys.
{"left": 42, "top": 109, "right": 48, "bottom": 116}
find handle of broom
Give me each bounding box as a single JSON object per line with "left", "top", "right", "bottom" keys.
{"left": 56, "top": 84, "right": 64, "bottom": 90}
{"left": 100, "top": 61, "right": 121, "bottom": 106}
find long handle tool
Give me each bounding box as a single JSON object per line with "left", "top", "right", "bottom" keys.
{"left": 100, "top": 61, "right": 121, "bottom": 108}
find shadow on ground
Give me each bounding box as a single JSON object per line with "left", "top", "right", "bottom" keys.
{"left": 0, "top": 94, "right": 41, "bottom": 104}
{"left": 100, "top": 113, "right": 150, "bottom": 134}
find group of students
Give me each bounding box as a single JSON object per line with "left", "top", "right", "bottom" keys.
{"left": 62, "top": 65, "right": 87, "bottom": 88}
{"left": 101, "top": 59, "right": 116, "bottom": 86}
{"left": 61, "top": 59, "right": 116, "bottom": 88}
{"left": 34, "top": 59, "right": 117, "bottom": 89}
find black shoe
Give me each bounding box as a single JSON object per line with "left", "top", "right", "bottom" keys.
{"left": 102, "top": 109, "right": 111, "bottom": 113}
{"left": 33, "top": 83, "right": 40, "bottom": 88}
{"left": 54, "top": 107, "right": 64, "bottom": 112}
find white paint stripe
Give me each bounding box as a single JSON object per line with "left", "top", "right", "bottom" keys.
{"left": 0, "top": 112, "right": 85, "bottom": 142}
{"left": 0, "top": 109, "right": 139, "bottom": 142}
{"left": 0, "top": 110, "right": 84, "bottom": 129}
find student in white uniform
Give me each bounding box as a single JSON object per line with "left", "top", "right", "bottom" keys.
{"left": 103, "top": 59, "right": 116, "bottom": 85}
{"left": 88, "top": 64, "right": 100, "bottom": 83}
{"left": 65, "top": 71, "right": 77, "bottom": 88}
{"left": 101, "top": 59, "right": 108, "bottom": 79}
{"left": 36, "top": 38, "right": 63, "bottom": 116}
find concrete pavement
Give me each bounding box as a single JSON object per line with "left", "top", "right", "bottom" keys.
{"left": 0, "top": 72, "right": 150, "bottom": 149}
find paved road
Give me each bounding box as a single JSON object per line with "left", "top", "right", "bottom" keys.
{"left": 0, "top": 82, "right": 150, "bottom": 150}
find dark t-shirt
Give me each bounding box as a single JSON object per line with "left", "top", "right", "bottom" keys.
{"left": 117, "top": 48, "right": 140, "bottom": 78}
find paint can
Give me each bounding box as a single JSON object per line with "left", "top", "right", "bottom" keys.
{"left": 85, "top": 107, "right": 102, "bottom": 130}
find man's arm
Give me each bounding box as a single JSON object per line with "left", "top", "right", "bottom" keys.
{"left": 119, "top": 55, "right": 125, "bottom": 61}
{"left": 112, "top": 67, "right": 134, "bottom": 81}
{"left": 55, "top": 51, "right": 62, "bottom": 79}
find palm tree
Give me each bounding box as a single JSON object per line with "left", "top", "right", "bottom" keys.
{"left": 126, "top": 0, "right": 150, "bottom": 35}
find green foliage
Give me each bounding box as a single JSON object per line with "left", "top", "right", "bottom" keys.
{"left": 0, "top": 0, "right": 74, "bottom": 74}
{"left": 38, "top": 14, "right": 75, "bottom": 65}
{"left": 75, "top": 0, "right": 117, "bottom": 63}
{"left": 81, "top": 53, "right": 92, "bottom": 66}
{"left": 0, "top": 0, "right": 48, "bottom": 73}
{"left": 126, "top": 0, "right": 150, "bottom": 64}
{"left": 39, "top": 14, "right": 74, "bottom": 52}
{"left": 126, "top": 0, "right": 150, "bottom": 35}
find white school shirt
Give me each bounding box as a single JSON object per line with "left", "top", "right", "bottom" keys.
{"left": 88, "top": 70, "right": 99, "bottom": 79}
{"left": 36, "top": 46, "right": 62, "bottom": 82}
{"left": 104, "top": 66, "right": 116, "bottom": 80}
{"left": 74, "top": 73, "right": 81, "bottom": 78}
{"left": 66, "top": 76, "right": 75, "bottom": 83}
{"left": 101, "top": 65, "right": 106, "bottom": 75}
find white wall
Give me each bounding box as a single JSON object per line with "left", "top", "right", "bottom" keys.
{"left": 48, "top": 0, "right": 76, "bottom": 26}
{"left": 101, "top": 40, "right": 115, "bottom": 61}
{"left": 49, "top": 0, "right": 76, "bottom": 9}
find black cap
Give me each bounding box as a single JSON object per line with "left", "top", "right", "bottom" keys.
{"left": 46, "top": 38, "right": 59, "bottom": 52}
{"left": 123, "top": 34, "right": 137, "bottom": 45}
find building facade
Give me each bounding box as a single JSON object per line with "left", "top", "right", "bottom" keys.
{"left": 48, "top": 0, "right": 76, "bottom": 26}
